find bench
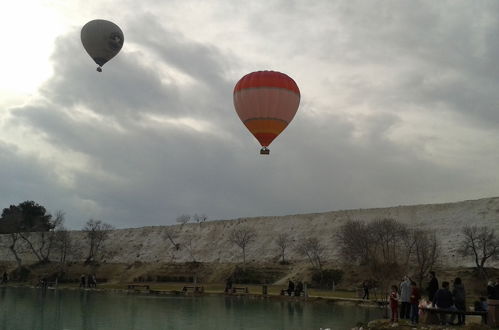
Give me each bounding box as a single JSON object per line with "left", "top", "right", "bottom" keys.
{"left": 231, "top": 287, "right": 249, "bottom": 294}
{"left": 420, "top": 307, "right": 487, "bottom": 324}
{"left": 182, "top": 286, "right": 204, "bottom": 293}
{"left": 127, "top": 284, "right": 150, "bottom": 292}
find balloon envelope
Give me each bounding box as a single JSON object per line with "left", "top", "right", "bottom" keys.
{"left": 81, "top": 19, "right": 124, "bottom": 70}
{"left": 233, "top": 71, "right": 300, "bottom": 151}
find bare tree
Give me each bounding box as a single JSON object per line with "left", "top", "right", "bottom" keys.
{"left": 176, "top": 214, "right": 191, "bottom": 226}
{"left": 54, "top": 229, "right": 72, "bottom": 264}
{"left": 459, "top": 225, "right": 499, "bottom": 278}
{"left": 336, "top": 218, "right": 412, "bottom": 303}
{"left": 52, "top": 214, "right": 77, "bottom": 265}
{"left": 1, "top": 203, "right": 60, "bottom": 264}
{"left": 295, "top": 237, "right": 325, "bottom": 272}
{"left": 183, "top": 234, "right": 197, "bottom": 262}
{"left": 336, "top": 220, "right": 371, "bottom": 264}
{"left": 83, "top": 219, "right": 114, "bottom": 264}
{"left": 368, "top": 218, "right": 409, "bottom": 265}
{"left": 19, "top": 210, "right": 66, "bottom": 263}
{"left": 7, "top": 233, "right": 23, "bottom": 267}
{"left": 410, "top": 229, "right": 440, "bottom": 287}
{"left": 275, "top": 233, "right": 292, "bottom": 263}
{"left": 229, "top": 226, "right": 257, "bottom": 265}
{"left": 193, "top": 214, "right": 207, "bottom": 223}
{"left": 163, "top": 226, "right": 180, "bottom": 250}
{"left": 336, "top": 219, "right": 409, "bottom": 266}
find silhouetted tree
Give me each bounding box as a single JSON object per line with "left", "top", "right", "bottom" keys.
{"left": 183, "top": 233, "right": 197, "bottom": 262}
{"left": 336, "top": 220, "right": 371, "bottom": 264}
{"left": 410, "top": 229, "right": 440, "bottom": 287}
{"left": 83, "top": 219, "right": 114, "bottom": 264}
{"left": 459, "top": 225, "right": 499, "bottom": 278}
{"left": 1, "top": 201, "right": 57, "bottom": 263}
{"left": 163, "top": 226, "right": 180, "bottom": 250}
{"left": 336, "top": 218, "right": 410, "bottom": 266}
{"left": 176, "top": 214, "right": 191, "bottom": 226}
{"left": 0, "top": 208, "right": 23, "bottom": 267}
{"left": 193, "top": 214, "right": 207, "bottom": 224}
{"left": 295, "top": 237, "right": 325, "bottom": 272}
{"left": 275, "top": 233, "right": 292, "bottom": 263}
{"left": 229, "top": 226, "right": 257, "bottom": 265}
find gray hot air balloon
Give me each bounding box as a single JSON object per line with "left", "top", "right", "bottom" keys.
{"left": 81, "top": 19, "right": 124, "bottom": 72}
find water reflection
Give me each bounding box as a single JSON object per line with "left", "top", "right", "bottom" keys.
{"left": 0, "top": 287, "right": 383, "bottom": 330}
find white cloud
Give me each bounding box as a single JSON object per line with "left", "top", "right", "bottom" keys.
{"left": 1, "top": 1, "right": 499, "bottom": 228}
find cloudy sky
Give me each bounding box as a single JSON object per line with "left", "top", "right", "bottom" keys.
{"left": 1, "top": 0, "right": 498, "bottom": 228}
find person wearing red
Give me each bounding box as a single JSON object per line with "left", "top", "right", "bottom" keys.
{"left": 410, "top": 281, "right": 421, "bottom": 324}
{"left": 390, "top": 285, "right": 400, "bottom": 323}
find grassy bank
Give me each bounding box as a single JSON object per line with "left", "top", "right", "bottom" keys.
{"left": 0, "top": 261, "right": 496, "bottom": 305}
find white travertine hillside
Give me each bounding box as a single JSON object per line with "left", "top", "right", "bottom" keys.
{"left": 1, "top": 197, "right": 498, "bottom": 266}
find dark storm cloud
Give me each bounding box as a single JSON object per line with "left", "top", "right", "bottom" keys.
{"left": 0, "top": 142, "right": 79, "bottom": 223}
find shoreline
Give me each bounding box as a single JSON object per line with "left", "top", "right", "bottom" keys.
{"left": 0, "top": 282, "right": 384, "bottom": 308}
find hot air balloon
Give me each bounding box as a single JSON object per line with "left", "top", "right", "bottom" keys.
{"left": 233, "top": 71, "right": 300, "bottom": 154}
{"left": 81, "top": 19, "right": 124, "bottom": 72}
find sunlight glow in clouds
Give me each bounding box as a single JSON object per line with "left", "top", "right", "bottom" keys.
{"left": 0, "top": 2, "right": 65, "bottom": 95}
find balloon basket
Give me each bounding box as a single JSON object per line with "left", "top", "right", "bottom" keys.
{"left": 260, "top": 148, "right": 270, "bottom": 155}
{"left": 96, "top": 67, "right": 102, "bottom": 72}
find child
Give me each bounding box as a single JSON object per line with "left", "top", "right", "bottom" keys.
{"left": 390, "top": 285, "right": 400, "bottom": 323}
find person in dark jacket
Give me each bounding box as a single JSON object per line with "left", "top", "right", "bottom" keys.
{"left": 426, "top": 271, "right": 439, "bottom": 303}
{"left": 295, "top": 281, "right": 303, "bottom": 297}
{"left": 409, "top": 281, "right": 421, "bottom": 325}
{"left": 494, "top": 278, "right": 499, "bottom": 299}
{"left": 287, "top": 280, "right": 295, "bottom": 296}
{"left": 362, "top": 281, "right": 370, "bottom": 300}
{"left": 488, "top": 281, "right": 496, "bottom": 299}
{"left": 224, "top": 277, "right": 233, "bottom": 293}
{"left": 433, "top": 281, "right": 453, "bottom": 325}
{"left": 451, "top": 277, "right": 466, "bottom": 325}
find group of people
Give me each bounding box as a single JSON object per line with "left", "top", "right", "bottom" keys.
{"left": 282, "top": 279, "right": 304, "bottom": 297}
{"left": 389, "top": 271, "right": 472, "bottom": 326}
{"left": 79, "top": 274, "right": 97, "bottom": 288}
{"left": 389, "top": 276, "right": 421, "bottom": 325}
{"left": 427, "top": 272, "right": 467, "bottom": 326}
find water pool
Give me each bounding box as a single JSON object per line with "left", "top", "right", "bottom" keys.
{"left": 0, "top": 287, "right": 382, "bottom": 330}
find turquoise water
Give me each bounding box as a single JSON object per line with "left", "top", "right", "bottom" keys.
{"left": 0, "top": 287, "right": 382, "bottom": 330}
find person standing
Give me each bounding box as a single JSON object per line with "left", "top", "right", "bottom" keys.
{"left": 79, "top": 274, "right": 85, "bottom": 288}
{"left": 494, "top": 278, "right": 499, "bottom": 299}
{"left": 400, "top": 276, "right": 411, "bottom": 319}
{"left": 287, "top": 279, "right": 295, "bottom": 296}
{"left": 451, "top": 277, "right": 466, "bottom": 325}
{"left": 389, "top": 285, "right": 400, "bottom": 323}
{"left": 488, "top": 281, "right": 496, "bottom": 299}
{"left": 433, "top": 281, "right": 453, "bottom": 325}
{"left": 362, "top": 281, "right": 370, "bottom": 300}
{"left": 295, "top": 281, "right": 303, "bottom": 297}
{"left": 224, "top": 277, "right": 233, "bottom": 293}
{"left": 426, "top": 271, "right": 439, "bottom": 303}
{"left": 409, "top": 281, "right": 421, "bottom": 325}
